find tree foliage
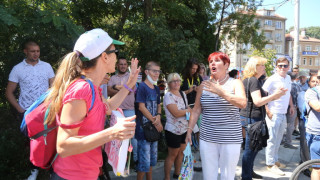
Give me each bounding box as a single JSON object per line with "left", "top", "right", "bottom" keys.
{"left": 249, "top": 48, "right": 276, "bottom": 76}
{"left": 214, "top": 0, "right": 267, "bottom": 52}
{"left": 287, "top": 26, "right": 320, "bottom": 39}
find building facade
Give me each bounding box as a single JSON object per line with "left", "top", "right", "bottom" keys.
{"left": 286, "top": 31, "right": 320, "bottom": 73}
{"left": 220, "top": 8, "right": 287, "bottom": 70}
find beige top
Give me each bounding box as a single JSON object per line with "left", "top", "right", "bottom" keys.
{"left": 108, "top": 72, "right": 135, "bottom": 110}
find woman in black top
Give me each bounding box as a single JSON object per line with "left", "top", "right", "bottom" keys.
{"left": 181, "top": 58, "right": 203, "bottom": 105}
{"left": 240, "top": 56, "right": 286, "bottom": 180}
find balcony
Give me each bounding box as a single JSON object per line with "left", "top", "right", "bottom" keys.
{"left": 263, "top": 25, "right": 275, "bottom": 31}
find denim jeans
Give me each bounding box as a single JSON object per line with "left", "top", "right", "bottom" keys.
{"left": 265, "top": 113, "right": 287, "bottom": 165}
{"left": 240, "top": 116, "right": 263, "bottom": 180}
{"left": 122, "top": 109, "right": 138, "bottom": 162}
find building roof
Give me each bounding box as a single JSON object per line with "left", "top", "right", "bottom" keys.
{"left": 286, "top": 34, "right": 320, "bottom": 43}
{"left": 239, "top": 9, "right": 287, "bottom": 20}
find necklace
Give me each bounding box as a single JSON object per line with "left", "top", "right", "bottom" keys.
{"left": 211, "top": 74, "right": 229, "bottom": 84}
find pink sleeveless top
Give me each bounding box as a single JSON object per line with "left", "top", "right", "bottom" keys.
{"left": 53, "top": 79, "right": 106, "bottom": 180}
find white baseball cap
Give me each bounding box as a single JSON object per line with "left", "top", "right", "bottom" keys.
{"left": 73, "top": 28, "right": 124, "bottom": 61}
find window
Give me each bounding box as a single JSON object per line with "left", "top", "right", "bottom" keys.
{"left": 276, "top": 21, "right": 282, "bottom": 29}
{"left": 275, "top": 45, "right": 282, "bottom": 53}
{"left": 303, "top": 58, "right": 307, "bottom": 65}
{"left": 316, "top": 58, "right": 320, "bottom": 66}
{"left": 309, "top": 58, "right": 313, "bottom": 65}
{"left": 267, "top": 11, "right": 271, "bottom": 16}
{"left": 275, "top": 33, "right": 281, "bottom": 41}
{"left": 265, "top": 44, "right": 272, "bottom": 49}
{"left": 316, "top": 46, "right": 320, "bottom": 52}
{"left": 265, "top": 32, "right": 272, "bottom": 40}
{"left": 306, "top": 45, "right": 312, "bottom": 51}
{"left": 299, "top": 46, "right": 301, "bottom": 52}
{"left": 265, "top": 20, "right": 272, "bottom": 26}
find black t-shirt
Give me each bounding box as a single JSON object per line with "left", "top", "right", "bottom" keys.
{"left": 240, "top": 77, "right": 267, "bottom": 119}
{"left": 181, "top": 76, "right": 203, "bottom": 105}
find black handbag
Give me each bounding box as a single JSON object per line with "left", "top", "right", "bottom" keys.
{"left": 140, "top": 85, "right": 161, "bottom": 142}
{"left": 245, "top": 78, "right": 269, "bottom": 152}
{"left": 142, "top": 121, "right": 160, "bottom": 142}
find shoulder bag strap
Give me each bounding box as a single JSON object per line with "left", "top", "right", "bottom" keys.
{"left": 179, "top": 90, "right": 187, "bottom": 109}
{"left": 245, "top": 78, "right": 253, "bottom": 124}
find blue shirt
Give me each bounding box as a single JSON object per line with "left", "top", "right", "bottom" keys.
{"left": 135, "top": 82, "right": 160, "bottom": 140}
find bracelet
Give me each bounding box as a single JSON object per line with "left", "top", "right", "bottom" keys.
{"left": 187, "top": 127, "right": 193, "bottom": 131}
{"left": 157, "top": 113, "right": 161, "bottom": 116}
{"left": 123, "top": 84, "right": 134, "bottom": 93}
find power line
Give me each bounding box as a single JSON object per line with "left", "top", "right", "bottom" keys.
{"left": 257, "top": 0, "right": 288, "bottom": 7}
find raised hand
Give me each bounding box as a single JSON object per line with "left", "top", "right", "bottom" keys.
{"left": 127, "top": 58, "right": 141, "bottom": 88}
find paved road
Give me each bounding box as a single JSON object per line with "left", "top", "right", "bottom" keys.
{"left": 109, "top": 134, "right": 308, "bottom": 179}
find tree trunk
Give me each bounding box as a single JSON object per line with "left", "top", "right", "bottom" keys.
{"left": 215, "top": 0, "right": 226, "bottom": 51}
{"left": 144, "top": 0, "right": 152, "bottom": 20}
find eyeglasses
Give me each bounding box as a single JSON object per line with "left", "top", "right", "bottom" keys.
{"left": 105, "top": 49, "right": 119, "bottom": 56}
{"left": 148, "top": 69, "right": 162, "bottom": 74}
{"left": 170, "top": 80, "right": 181, "bottom": 84}
{"left": 277, "top": 64, "right": 289, "bottom": 68}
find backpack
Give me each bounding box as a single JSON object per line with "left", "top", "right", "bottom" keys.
{"left": 302, "top": 87, "right": 320, "bottom": 123}
{"left": 20, "top": 76, "right": 95, "bottom": 169}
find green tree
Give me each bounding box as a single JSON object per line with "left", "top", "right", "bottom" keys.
{"left": 305, "top": 26, "right": 320, "bottom": 39}
{"left": 249, "top": 48, "right": 276, "bottom": 76}
{"left": 214, "top": 0, "right": 267, "bottom": 52}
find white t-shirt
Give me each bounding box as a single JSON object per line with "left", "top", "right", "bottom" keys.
{"left": 8, "top": 59, "right": 55, "bottom": 110}
{"left": 262, "top": 73, "right": 291, "bottom": 114}
{"left": 163, "top": 91, "right": 189, "bottom": 135}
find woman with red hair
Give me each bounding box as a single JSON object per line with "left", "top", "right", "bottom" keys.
{"left": 186, "top": 52, "right": 246, "bottom": 180}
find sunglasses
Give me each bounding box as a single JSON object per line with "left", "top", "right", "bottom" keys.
{"left": 105, "top": 49, "right": 119, "bottom": 56}
{"left": 277, "top": 64, "right": 289, "bottom": 68}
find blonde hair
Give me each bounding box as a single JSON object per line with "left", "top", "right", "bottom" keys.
{"left": 167, "top": 73, "right": 181, "bottom": 90}
{"left": 45, "top": 52, "right": 82, "bottom": 125}
{"left": 243, "top": 56, "right": 267, "bottom": 80}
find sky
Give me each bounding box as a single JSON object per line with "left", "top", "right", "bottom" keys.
{"left": 260, "top": 0, "right": 320, "bottom": 30}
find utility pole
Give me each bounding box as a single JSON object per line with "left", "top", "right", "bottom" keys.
{"left": 293, "top": 0, "right": 300, "bottom": 69}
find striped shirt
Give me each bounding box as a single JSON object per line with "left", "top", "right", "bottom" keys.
{"left": 200, "top": 78, "right": 242, "bottom": 144}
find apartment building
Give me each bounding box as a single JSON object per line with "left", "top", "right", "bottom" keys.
{"left": 220, "top": 8, "right": 287, "bottom": 69}
{"left": 286, "top": 30, "right": 320, "bottom": 74}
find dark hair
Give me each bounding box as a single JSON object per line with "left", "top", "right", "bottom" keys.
{"left": 23, "top": 40, "right": 39, "bottom": 50}
{"left": 287, "top": 72, "right": 297, "bottom": 80}
{"left": 308, "top": 75, "right": 317, "bottom": 86}
{"left": 229, "top": 69, "right": 238, "bottom": 78}
{"left": 183, "top": 58, "right": 200, "bottom": 80}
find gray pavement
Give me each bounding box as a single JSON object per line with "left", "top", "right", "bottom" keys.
{"left": 109, "top": 134, "right": 307, "bottom": 180}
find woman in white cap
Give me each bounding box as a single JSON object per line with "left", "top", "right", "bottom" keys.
{"left": 47, "top": 28, "right": 140, "bottom": 180}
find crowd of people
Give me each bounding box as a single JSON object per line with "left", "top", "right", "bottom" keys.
{"left": 6, "top": 28, "right": 320, "bottom": 180}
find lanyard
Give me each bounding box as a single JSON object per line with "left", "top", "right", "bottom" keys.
{"left": 187, "top": 78, "right": 194, "bottom": 88}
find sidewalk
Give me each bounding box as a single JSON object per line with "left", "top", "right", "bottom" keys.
{"left": 109, "top": 134, "right": 306, "bottom": 180}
